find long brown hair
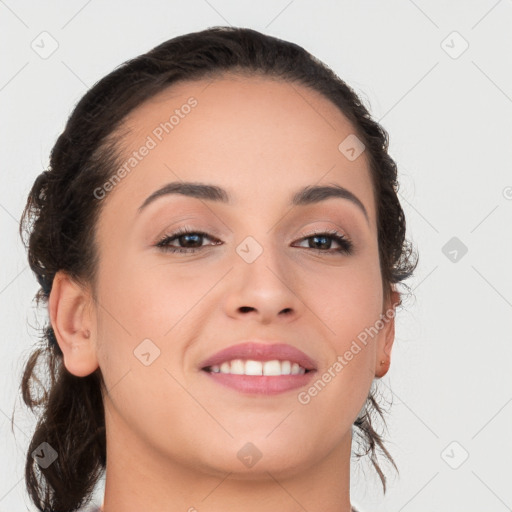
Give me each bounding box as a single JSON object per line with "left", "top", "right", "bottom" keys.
{"left": 19, "top": 26, "right": 417, "bottom": 512}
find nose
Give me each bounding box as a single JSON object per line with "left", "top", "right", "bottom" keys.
{"left": 222, "top": 241, "right": 302, "bottom": 325}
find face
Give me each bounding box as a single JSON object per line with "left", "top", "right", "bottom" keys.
{"left": 84, "top": 75, "right": 396, "bottom": 478}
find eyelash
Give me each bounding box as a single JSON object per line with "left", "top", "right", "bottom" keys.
{"left": 155, "top": 226, "right": 354, "bottom": 255}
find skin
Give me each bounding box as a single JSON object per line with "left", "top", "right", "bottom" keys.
{"left": 49, "top": 75, "right": 399, "bottom": 512}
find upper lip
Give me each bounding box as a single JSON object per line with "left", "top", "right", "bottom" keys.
{"left": 199, "top": 341, "right": 318, "bottom": 371}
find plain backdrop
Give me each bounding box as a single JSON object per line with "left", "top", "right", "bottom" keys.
{"left": 1, "top": 1, "right": 511, "bottom": 511}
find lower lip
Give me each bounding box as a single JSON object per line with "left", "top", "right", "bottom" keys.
{"left": 202, "top": 370, "right": 316, "bottom": 395}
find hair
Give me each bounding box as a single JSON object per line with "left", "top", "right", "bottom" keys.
{"left": 18, "top": 26, "right": 417, "bottom": 512}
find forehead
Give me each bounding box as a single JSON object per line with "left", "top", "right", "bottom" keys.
{"left": 103, "top": 74, "right": 376, "bottom": 224}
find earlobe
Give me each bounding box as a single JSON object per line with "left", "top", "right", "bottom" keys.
{"left": 48, "top": 270, "right": 99, "bottom": 377}
{"left": 375, "top": 289, "right": 400, "bottom": 379}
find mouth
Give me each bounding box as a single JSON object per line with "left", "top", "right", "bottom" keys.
{"left": 199, "top": 341, "right": 317, "bottom": 395}
{"left": 203, "top": 359, "right": 313, "bottom": 376}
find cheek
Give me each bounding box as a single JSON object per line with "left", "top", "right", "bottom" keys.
{"left": 95, "top": 251, "right": 204, "bottom": 335}
{"left": 294, "top": 261, "right": 384, "bottom": 431}
{"left": 302, "top": 251, "right": 384, "bottom": 346}
{"left": 94, "top": 255, "right": 223, "bottom": 386}
{"left": 299, "top": 249, "right": 384, "bottom": 403}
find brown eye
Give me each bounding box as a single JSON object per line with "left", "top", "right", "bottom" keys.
{"left": 156, "top": 228, "right": 221, "bottom": 254}
{"left": 293, "top": 230, "right": 353, "bottom": 255}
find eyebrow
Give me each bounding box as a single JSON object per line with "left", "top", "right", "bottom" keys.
{"left": 137, "top": 181, "right": 369, "bottom": 223}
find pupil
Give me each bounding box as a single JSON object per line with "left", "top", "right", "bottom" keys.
{"left": 311, "top": 235, "right": 330, "bottom": 250}
{"left": 181, "top": 234, "right": 202, "bottom": 247}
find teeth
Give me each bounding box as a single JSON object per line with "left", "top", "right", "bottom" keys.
{"left": 281, "top": 360, "right": 291, "bottom": 375}
{"left": 230, "top": 359, "right": 245, "bottom": 374}
{"left": 209, "top": 359, "right": 307, "bottom": 376}
{"left": 245, "top": 360, "right": 263, "bottom": 375}
{"left": 263, "top": 360, "right": 281, "bottom": 376}
{"left": 291, "top": 362, "right": 301, "bottom": 375}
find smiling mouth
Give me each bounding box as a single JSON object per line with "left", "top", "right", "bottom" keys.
{"left": 199, "top": 341, "right": 317, "bottom": 394}
{"left": 202, "top": 358, "right": 313, "bottom": 376}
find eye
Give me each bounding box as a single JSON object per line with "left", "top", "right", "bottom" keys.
{"left": 155, "top": 227, "right": 222, "bottom": 254}
{"left": 155, "top": 227, "right": 353, "bottom": 255}
{"left": 293, "top": 229, "right": 353, "bottom": 255}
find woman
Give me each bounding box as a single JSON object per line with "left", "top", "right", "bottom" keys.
{"left": 19, "top": 26, "right": 417, "bottom": 512}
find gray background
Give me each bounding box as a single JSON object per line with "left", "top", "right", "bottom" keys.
{"left": 1, "top": 1, "right": 511, "bottom": 511}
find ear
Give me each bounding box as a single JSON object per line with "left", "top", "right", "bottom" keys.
{"left": 374, "top": 288, "right": 401, "bottom": 379}
{"left": 48, "top": 270, "right": 99, "bottom": 377}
